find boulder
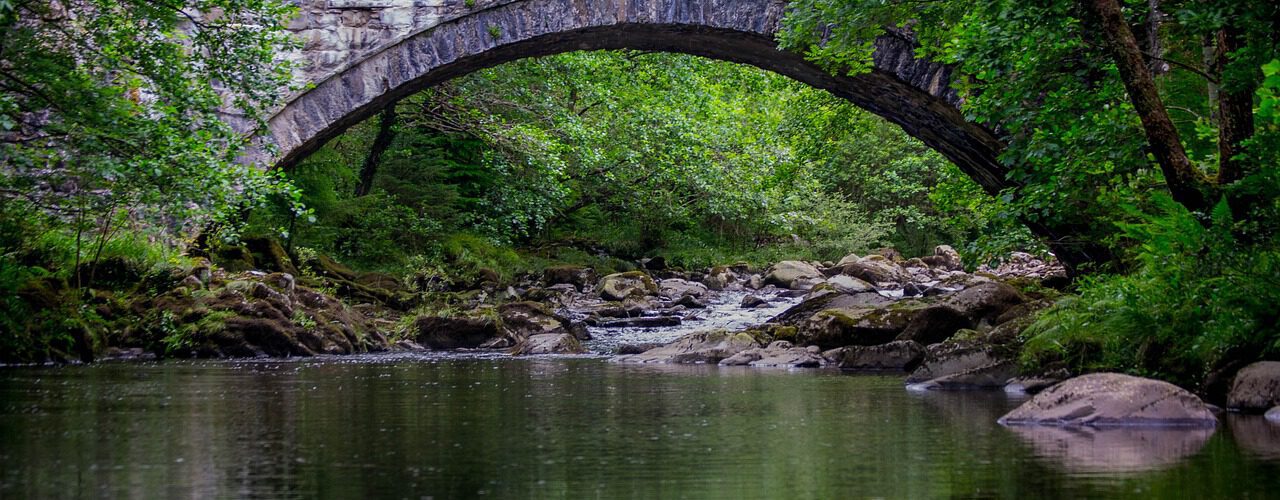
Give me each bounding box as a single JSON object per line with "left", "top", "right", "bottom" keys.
{"left": 769, "top": 291, "right": 892, "bottom": 325}
{"left": 612, "top": 330, "right": 759, "bottom": 364}
{"left": 741, "top": 295, "right": 769, "bottom": 308}
{"left": 825, "top": 257, "right": 911, "bottom": 284}
{"left": 827, "top": 274, "right": 874, "bottom": 294}
{"left": 659, "top": 279, "right": 709, "bottom": 300}
{"left": 930, "top": 244, "right": 964, "bottom": 271}
{"left": 596, "top": 271, "right": 659, "bottom": 301}
{"left": 415, "top": 314, "right": 500, "bottom": 349}
{"left": 513, "top": 334, "right": 585, "bottom": 355}
{"left": 1268, "top": 407, "right": 1280, "bottom": 423}
{"left": 830, "top": 340, "right": 925, "bottom": 371}
{"left": 719, "top": 341, "right": 824, "bottom": 368}
{"left": 998, "top": 373, "right": 1218, "bottom": 427}
{"left": 543, "top": 265, "right": 597, "bottom": 292}
{"left": 762, "top": 261, "right": 824, "bottom": 290}
{"left": 835, "top": 252, "right": 861, "bottom": 266}
{"left": 1004, "top": 376, "right": 1062, "bottom": 395}
{"left": 894, "top": 305, "right": 972, "bottom": 345}
{"left": 675, "top": 294, "right": 706, "bottom": 308}
{"left": 940, "top": 281, "right": 1025, "bottom": 324}
{"left": 905, "top": 338, "right": 1015, "bottom": 389}
{"left": 796, "top": 302, "right": 926, "bottom": 350}
{"left": 617, "top": 342, "right": 664, "bottom": 355}
{"left": 497, "top": 301, "right": 571, "bottom": 341}
{"left": 702, "top": 266, "right": 738, "bottom": 291}
{"left": 1227, "top": 361, "right": 1280, "bottom": 412}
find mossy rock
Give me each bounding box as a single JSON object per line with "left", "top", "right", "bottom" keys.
{"left": 244, "top": 237, "right": 299, "bottom": 276}
{"left": 596, "top": 271, "right": 659, "bottom": 301}
{"left": 17, "top": 276, "right": 69, "bottom": 311}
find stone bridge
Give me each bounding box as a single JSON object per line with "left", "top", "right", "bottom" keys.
{"left": 251, "top": 0, "right": 1013, "bottom": 197}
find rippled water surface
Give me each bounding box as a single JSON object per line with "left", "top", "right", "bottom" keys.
{"left": 3, "top": 356, "right": 1280, "bottom": 498}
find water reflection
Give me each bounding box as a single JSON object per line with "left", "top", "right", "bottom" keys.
{"left": 1005, "top": 425, "right": 1215, "bottom": 474}
{"left": 1226, "top": 414, "right": 1280, "bottom": 459}
{"left": 2, "top": 358, "right": 1280, "bottom": 498}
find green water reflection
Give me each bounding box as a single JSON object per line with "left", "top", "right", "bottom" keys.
{"left": 1, "top": 356, "right": 1278, "bottom": 498}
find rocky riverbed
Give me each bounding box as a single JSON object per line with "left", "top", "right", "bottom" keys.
{"left": 66, "top": 240, "right": 1280, "bottom": 424}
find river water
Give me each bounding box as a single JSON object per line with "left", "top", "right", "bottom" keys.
{"left": 3, "top": 354, "right": 1280, "bottom": 498}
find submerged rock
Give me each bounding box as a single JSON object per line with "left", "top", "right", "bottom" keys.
{"left": 998, "top": 373, "right": 1218, "bottom": 427}
{"left": 612, "top": 330, "right": 758, "bottom": 364}
{"left": 598, "top": 316, "right": 681, "bottom": 328}
{"left": 1227, "top": 361, "right": 1280, "bottom": 412}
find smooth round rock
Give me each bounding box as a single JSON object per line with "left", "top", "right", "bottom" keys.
{"left": 1267, "top": 407, "right": 1280, "bottom": 424}
{"left": 998, "top": 373, "right": 1217, "bottom": 427}
{"left": 1227, "top": 361, "right": 1280, "bottom": 411}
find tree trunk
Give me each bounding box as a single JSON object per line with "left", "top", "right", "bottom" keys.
{"left": 355, "top": 106, "right": 397, "bottom": 197}
{"left": 1213, "top": 26, "right": 1256, "bottom": 187}
{"left": 1086, "top": 0, "right": 1215, "bottom": 212}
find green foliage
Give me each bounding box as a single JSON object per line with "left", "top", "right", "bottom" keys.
{"left": 1020, "top": 196, "right": 1280, "bottom": 387}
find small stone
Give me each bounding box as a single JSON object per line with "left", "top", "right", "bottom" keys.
{"left": 740, "top": 295, "right": 769, "bottom": 308}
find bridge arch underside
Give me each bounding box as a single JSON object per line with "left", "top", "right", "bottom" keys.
{"left": 263, "top": 6, "right": 1111, "bottom": 272}
{"left": 267, "top": 21, "right": 1009, "bottom": 195}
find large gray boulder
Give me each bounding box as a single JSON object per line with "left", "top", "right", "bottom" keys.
{"left": 763, "top": 261, "right": 823, "bottom": 290}
{"left": 1227, "top": 361, "right": 1280, "bottom": 412}
{"left": 1267, "top": 407, "right": 1280, "bottom": 423}
{"left": 597, "top": 271, "right": 659, "bottom": 301}
{"left": 611, "top": 330, "right": 759, "bottom": 364}
{"left": 719, "top": 341, "right": 824, "bottom": 368}
{"left": 998, "top": 373, "right": 1218, "bottom": 427}
{"left": 829, "top": 340, "right": 925, "bottom": 371}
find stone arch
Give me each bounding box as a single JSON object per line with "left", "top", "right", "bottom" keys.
{"left": 255, "top": 0, "right": 1012, "bottom": 196}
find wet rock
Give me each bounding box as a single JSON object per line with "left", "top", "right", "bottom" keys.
{"left": 927, "top": 244, "right": 964, "bottom": 271}
{"left": 1004, "top": 376, "right": 1062, "bottom": 395}
{"left": 905, "top": 338, "right": 1015, "bottom": 389}
{"left": 641, "top": 256, "right": 667, "bottom": 271}
{"left": 702, "top": 266, "right": 737, "bottom": 291}
{"left": 675, "top": 294, "right": 706, "bottom": 309}
{"left": 498, "top": 301, "right": 572, "bottom": 342}
{"left": 769, "top": 291, "right": 892, "bottom": 325}
{"left": 998, "top": 373, "right": 1218, "bottom": 427}
{"left": 762, "top": 261, "right": 823, "bottom": 290}
{"left": 893, "top": 305, "right": 970, "bottom": 345}
{"left": 740, "top": 295, "right": 769, "bottom": 308}
{"left": 796, "top": 302, "right": 926, "bottom": 349}
{"left": 100, "top": 347, "right": 156, "bottom": 362}
{"left": 827, "top": 274, "right": 874, "bottom": 294}
{"left": 1268, "top": 407, "right": 1280, "bottom": 423}
{"left": 415, "top": 315, "right": 501, "bottom": 350}
{"left": 1227, "top": 361, "right": 1280, "bottom": 412}
{"left": 617, "top": 342, "right": 664, "bottom": 355}
{"left": 719, "top": 341, "right": 824, "bottom": 368}
{"left": 597, "top": 271, "right": 659, "bottom": 301}
{"left": 824, "top": 257, "right": 911, "bottom": 284}
{"left": 939, "top": 281, "right": 1025, "bottom": 325}
{"left": 513, "top": 333, "right": 584, "bottom": 355}
{"left": 394, "top": 339, "right": 425, "bottom": 351}
{"left": 659, "top": 278, "right": 708, "bottom": 300}
{"left": 612, "top": 330, "right": 759, "bottom": 364}
{"left": 598, "top": 316, "right": 681, "bottom": 328}
{"left": 830, "top": 340, "right": 925, "bottom": 371}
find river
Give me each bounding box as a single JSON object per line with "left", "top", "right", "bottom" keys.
{"left": 3, "top": 354, "right": 1280, "bottom": 498}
